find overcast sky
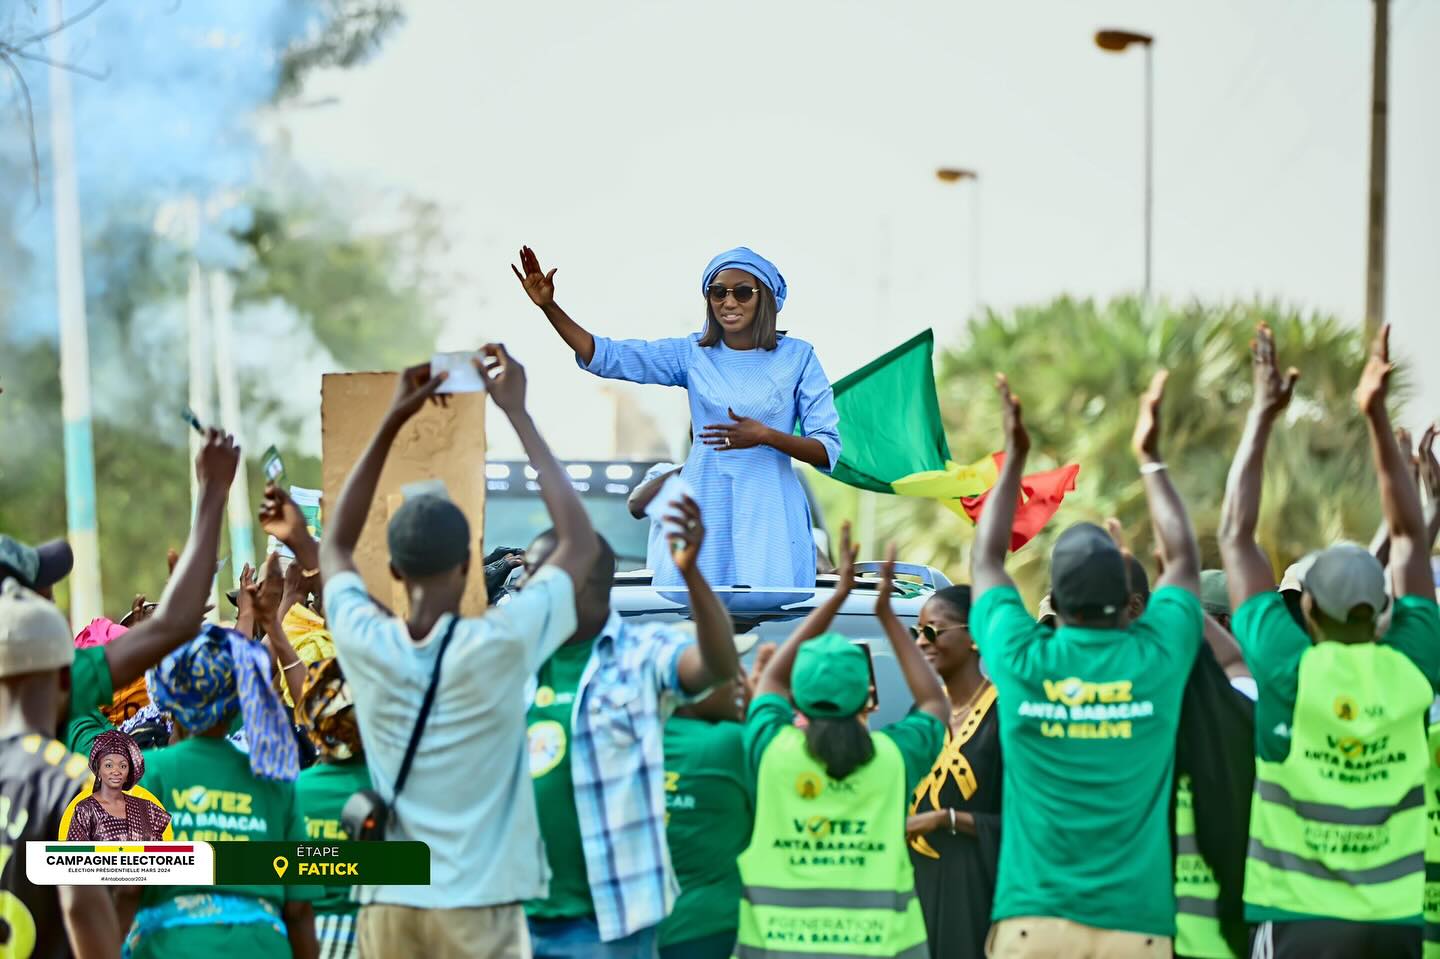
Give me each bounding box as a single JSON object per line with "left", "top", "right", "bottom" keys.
{"left": 283, "top": 0, "right": 1440, "bottom": 459}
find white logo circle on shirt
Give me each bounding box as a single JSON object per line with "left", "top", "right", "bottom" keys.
{"left": 528, "top": 721, "right": 567, "bottom": 778}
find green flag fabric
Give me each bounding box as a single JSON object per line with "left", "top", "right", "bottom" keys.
{"left": 824, "top": 329, "right": 951, "bottom": 493}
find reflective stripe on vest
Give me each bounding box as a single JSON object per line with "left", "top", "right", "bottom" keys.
{"left": 734, "top": 944, "right": 929, "bottom": 959}
{"left": 1423, "top": 720, "right": 1440, "bottom": 958}
{"left": 1174, "top": 774, "right": 1239, "bottom": 958}
{"left": 1245, "top": 642, "right": 1431, "bottom": 923}
{"left": 736, "top": 725, "right": 928, "bottom": 958}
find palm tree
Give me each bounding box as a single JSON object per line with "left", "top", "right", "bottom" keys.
{"left": 809, "top": 296, "right": 1400, "bottom": 604}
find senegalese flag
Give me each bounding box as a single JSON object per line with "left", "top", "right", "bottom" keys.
{"left": 825, "top": 329, "right": 1078, "bottom": 550}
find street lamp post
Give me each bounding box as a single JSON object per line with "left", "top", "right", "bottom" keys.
{"left": 935, "top": 168, "right": 981, "bottom": 318}
{"left": 1095, "top": 29, "right": 1154, "bottom": 303}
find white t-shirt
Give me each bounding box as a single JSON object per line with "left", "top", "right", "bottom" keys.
{"left": 324, "top": 565, "right": 576, "bottom": 908}
{"left": 640, "top": 462, "right": 681, "bottom": 574}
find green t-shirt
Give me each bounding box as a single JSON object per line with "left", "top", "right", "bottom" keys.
{"left": 526, "top": 638, "right": 595, "bottom": 920}
{"left": 970, "top": 584, "right": 1203, "bottom": 938}
{"left": 138, "top": 736, "right": 318, "bottom": 909}
{"left": 657, "top": 717, "right": 753, "bottom": 946}
{"left": 296, "top": 758, "right": 373, "bottom": 916}
{"left": 1233, "top": 592, "right": 1440, "bottom": 762}
{"left": 63, "top": 646, "right": 114, "bottom": 757}
{"left": 742, "top": 694, "right": 945, "bottom": 804}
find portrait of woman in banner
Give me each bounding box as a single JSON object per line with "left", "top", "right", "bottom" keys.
{"left": 61, "top": 730, "right": 172, "bottom": 842}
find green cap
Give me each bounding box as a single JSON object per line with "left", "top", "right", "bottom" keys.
{"left": 792, "top": 633, "right": 869, "bottom": 719}
{"left": 1200, "top": 569, "right": 1230, "bottom": 617}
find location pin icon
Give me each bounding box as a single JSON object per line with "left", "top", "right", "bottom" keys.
{"left": 272, "top": 856, "right": 289, "bottom": 879}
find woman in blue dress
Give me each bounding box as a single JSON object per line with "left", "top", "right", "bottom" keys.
{"left": 513, "top": 244, "right": 841, "bottom": 590}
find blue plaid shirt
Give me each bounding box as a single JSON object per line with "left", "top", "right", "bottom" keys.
{"left": 536, "top": 610, "right": 698, "bottom": 941}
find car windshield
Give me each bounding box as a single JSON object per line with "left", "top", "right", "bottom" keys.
{"left": 485, "top": 496, "right": 651, "bottom": 570}
{"left": 618, "top": 609, "right": 919, "bottom": 729}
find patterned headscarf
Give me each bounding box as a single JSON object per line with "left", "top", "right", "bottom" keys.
{"left": 297, "top": 657, "right": 362, "bottom": 761}
{"left": 88, "top": 730, "right": 144, "bottom": 790}
{"left": 276, "top": 604, "right": 335, "bottom": 709}
{"left": 151, "top": 625, "right": 299, "bottom": 782}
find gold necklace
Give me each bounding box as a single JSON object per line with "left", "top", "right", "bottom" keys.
{"left": 950, "top": 679, "right": 992, "bottom": 722}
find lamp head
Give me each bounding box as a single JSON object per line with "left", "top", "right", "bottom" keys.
{"left": 1095, "top": 29, "right": 1153, "bottom": 52}
{"left": 936, "top": 168, "right": 978, "bottom": 183}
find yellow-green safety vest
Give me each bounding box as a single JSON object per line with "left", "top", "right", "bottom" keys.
{"left": 735, "top": 725, "right": 927, "bottom": 959}
{"left": 1175, "top": 774, "right": 1239, "bottom": 958}
{"left": 1424, "top": 718, "right": 1440, "bottom": 958}
{"left": 1245, "top": 642, "right": 1430, "bottom": 923}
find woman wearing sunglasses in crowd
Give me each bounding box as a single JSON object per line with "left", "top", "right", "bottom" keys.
{"left": 514, "top": 244, "right": 841, "bottom": 590}
{"left": 905, "top": 584, "right": 1004, "bottom": 959}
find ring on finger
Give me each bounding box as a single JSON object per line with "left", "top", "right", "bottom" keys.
{"left": 686, "top": 520, "right": 698, "bottom": 531}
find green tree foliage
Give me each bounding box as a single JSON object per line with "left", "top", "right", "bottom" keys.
{"left": 275, "top": 0, "right": 405, "bottom": 100}
{"left": 809, "top": 297, "right": 1395, "bottom": 604}
{"left": 232, "top": 187, "right": 444, "bottom": 371}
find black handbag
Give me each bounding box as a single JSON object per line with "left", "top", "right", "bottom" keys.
{"left": 342, "top": 614, "right": 461, "bottom": 841}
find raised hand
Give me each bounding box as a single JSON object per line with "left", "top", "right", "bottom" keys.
{"left": 1251, "top": 322, "right": 1300, "bottom": 417}
{"left": 1355, "top": 324, "right": 1394, "bottom": 416}
{"left": 1132, "top": 370, "right": 1169, "bottom": 464}
{"left": 511, "top": 246, "right": 557, "bottom": 309}
{"left": 1418, "top": 423, "right": 1440, "bottom": 503}
{"left": 389, "top": 362, "right": 448, "bottom": 423}
{"left": 259, "top": 483, "right": 309, "bottom": 547}
{"left": 995, "top": 374, "right": 1030, "bottom": 457}
{"left": 1396, "top": 427, "right": 1420, "bottom": 490}
{"left": 834, "top": 521, "right": 859, "bottom": 599}
{"left": 700, "top": 408, "right": 772, "bottom": 452}
{"left": 475, "top": 343, "right": 528, "bottom": 415}
{"left": 665, "top": 495, "right": 706, "bottom": 576}
{"left": 195, "top": 428, "right": 241, "bottom": 489}
{"left": 875, "top": 543, "right": 899, "bottom": 619}
{"left": 253, "top": 552, "right": 285, "bottom": 625}
{"left": 237, "top": 562, "right": 258, "bottom": 627}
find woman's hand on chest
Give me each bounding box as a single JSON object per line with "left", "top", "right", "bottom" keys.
{"left": 699, "top": 408, "right": 777, "bottom": 452}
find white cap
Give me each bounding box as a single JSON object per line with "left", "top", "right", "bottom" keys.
{"left": 0, "top": 578, "right": 73, "bottom": 678}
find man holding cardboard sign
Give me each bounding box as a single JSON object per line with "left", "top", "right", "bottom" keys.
{"left": 314, "top": 344, "right": 599, "bottom": 959}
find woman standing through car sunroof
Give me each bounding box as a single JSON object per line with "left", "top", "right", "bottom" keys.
{"left": 515, "top": 244, "right": 842, "bottom": 590}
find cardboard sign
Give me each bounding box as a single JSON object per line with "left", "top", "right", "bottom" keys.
{"left": 321, "top": 372, "right": 488, "bottom": 616}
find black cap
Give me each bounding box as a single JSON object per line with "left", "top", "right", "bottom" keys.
{"left": 386, "top": 496, "right": 471, "bottom": 578}
{"left": 1050, "top": 523, "right": 1128, "bottom": 618}
{"left": 0, "top": 537, "right": 73, "bottom": 592}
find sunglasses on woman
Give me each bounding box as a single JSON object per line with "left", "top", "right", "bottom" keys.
{"left": 908, "top": 623, "right": 968, "bottom": 643}
{"left": 706, "top": 283, "right": 759, "bottom": 304}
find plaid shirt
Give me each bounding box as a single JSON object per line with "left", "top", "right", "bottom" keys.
{"left": 560, "top": 611, "right": 697, "bottom": 941}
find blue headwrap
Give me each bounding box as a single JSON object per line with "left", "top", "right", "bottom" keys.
{"left": 152, "top": 625, "right": 299, "bottom": 782}
{"left": 701, "top": 247, "right": 787, "bottom": 312}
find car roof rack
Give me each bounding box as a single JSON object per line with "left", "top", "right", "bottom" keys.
{"left": 613, "top": 562, "right": 951, "bottom": 593}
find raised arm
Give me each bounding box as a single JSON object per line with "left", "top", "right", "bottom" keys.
{"left": 105, "top": 429, "right": 239, "bottom": 689}
{"left": 757, "top": 523, "right": 859, "bottom": 701}
{"left": 667, "top": 496, "right": 740, "bottom": 694}
{"left": 513, "top": 245, "right": 596, "bottom": 365}
{"left": 259, "top": 484, "right": 321, "bottom": 584}
{"left": 477, "top": 344, "right": 599, "bottom": 586}
{"left": 1219, "top": 324, "right": 1299, "bottom": 610}
{"left": 1134, "top": 371, "right": 1200, "bottom": 595}
{"left": 1419, "top": 425, "right": 1440, "bottom": 549}
{"left": 1357, "top": 325, "right": 1431, "bottom": 598}
{"left": 970, "top": 375, "right": 1028, "bottom": 598}
{"left": 875, "top": 544, "right": 948, "bottom": 723}
{"left": 628, "top": 465, "right": 681, "bottom": 520}
{"left": 320, "top": 362, "right": 448, "bottom": 581}
{"left": 60, "top": 884, "right": 120, "bottom": 959}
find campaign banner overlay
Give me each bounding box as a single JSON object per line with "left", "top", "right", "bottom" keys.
{"left": 214, "top": 842, "right": 431, "bottom": 885}
{"left": 30, "top": 842, "right": 214, "bottom": 885}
